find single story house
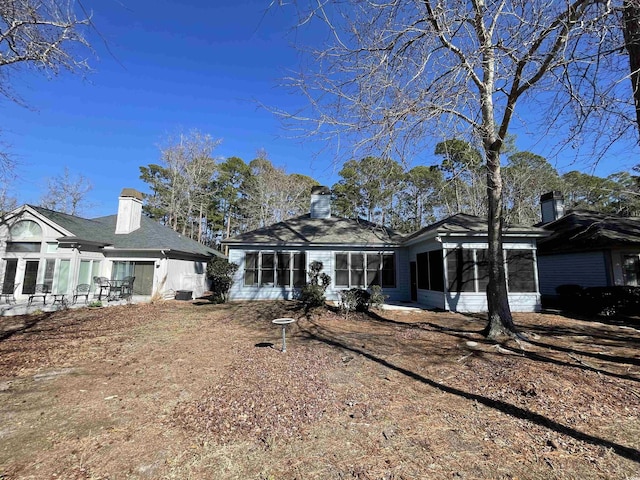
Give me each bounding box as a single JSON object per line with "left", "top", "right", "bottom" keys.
{"left": 0, "top": 189, "right": 221, "bottom": 305}
{"left": 536, "top": 192, "right": 640, "bottom": 299}
{"left": 224, "top": 187, "right": 548, "bottom": 312}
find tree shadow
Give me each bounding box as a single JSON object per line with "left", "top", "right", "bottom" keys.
{"left": 366, "top": 308, "right": 640, "bottom": 383}
{"left": 297, "top": 319, "right": 640, "bottom": 464}
{"left": 0, "top": 310, "right": 57, "bottom": 342}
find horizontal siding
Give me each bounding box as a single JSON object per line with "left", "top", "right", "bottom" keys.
{"left": 538, "top": 252, "right": 608, "bottom": 295}
{"left": 445, "top": 292, "right": 541, "bottom": 313}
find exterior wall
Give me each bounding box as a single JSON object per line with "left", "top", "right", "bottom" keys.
{"left": 0, "top": 210, "right": 85, "bottom": 301}
{"left": 0, "top": 209, "right": 212, "bottom": 302}
{"left": 408, "top": 237, "right": 542, "bottom": 312}
{"left": 227, "top": 246, "right": 409, "bottom": 303}
{"left": 537, "top": 251, "right": 609, "bottom": 295}
{"left": 227, "top": 237, "right": 541, "bottom": 313}
{"left": 163, "top": 258, "right": 208, "bottom": 299}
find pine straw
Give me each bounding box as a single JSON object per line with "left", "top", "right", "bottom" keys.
{"left": 173, "top": 343, "right": 341, "bottom": 444}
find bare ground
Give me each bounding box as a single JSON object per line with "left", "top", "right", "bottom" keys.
{"left": 0, "top": 300, "right": 639, "bottom": 479}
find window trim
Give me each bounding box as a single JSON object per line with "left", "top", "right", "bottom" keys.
{"left": 444, "top": 247, "right": 538, "bottom": 294}
{"left": 243, "top": 251, "right": 307, "bottom": 288}
{"left": 334, "top": 251, "right": 396, "bottom": 289}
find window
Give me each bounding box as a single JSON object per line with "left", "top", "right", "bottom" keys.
{"left": 334, "top": 252, "right": 396, "bottom": 288}
{"left": 506, "top": 250, "right": 536, "bottom": 292}
{"left": 2, "top": 259, "right": 17, "bottom": 293}
{"left": 622, "top": 254, "right": 640, "bottom": 286}
{"left": 261, "top": 253, "right": 275, "bottom": 285}
{"left": 446, "top": 247, "right": 537, "bottom": 293}
{"left": 6, "top": 242, "right": 41, "bottom": 253}
{"left": 277, "top": 252, "right": 306, "bottom": 287}
{"left": 244, "top": 252, "right": 306, "bottom": 288}
{"left": 10, "top": 220, "right": 42, "bottom": 239}
{"left": 476, "top": 249, "right": 490, "bottom": 292}
{"left": 416, "top": 250, "right": 445, "bottom": 292}
{"left": 417, "top": 252, "right": 429, "bottom": 290}
{"left": 335, "top": 254, "right": 349, "bottom": 287}
{"left": 446, "top": 248, "right": 475, "bottom": 292}
{"left": 56, "top": 260, "right": 70, "bottom": 294}
{"left": 244, "top": 253, "right": 258, "bottom": 286}
{"left": 428, "top": 250, "right": 444, "bottom": 292}
{"left": 43, "top": 259, "right": 56, "bottom": 291}
{"left": 112, "top": 261, "right": 154, "bottom": 295}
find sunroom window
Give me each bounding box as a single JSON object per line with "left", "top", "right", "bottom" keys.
{"left": 244, "top": 252, "right": 306, "bottom": 287}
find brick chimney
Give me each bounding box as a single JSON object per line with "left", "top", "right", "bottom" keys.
{"left": 310, "top": 186, "right": 331, "bottom": 219}
{"left": 540, "top": 191, "right": 565, "bottom": 224}
{"left": 115, "top": 188, "right": 143, "bottom": 234}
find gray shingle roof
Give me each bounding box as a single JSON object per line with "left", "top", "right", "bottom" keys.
{"left": 224, "top": 214, "right": 405, "bottom": 247}
{"left": 30, "top": 205, "right": 220, "bottom": 258}
{"left": 402, "top": 213, "right": 547, "bottom": 243}
{"left": 538, "top": 210, "right": 640, "bottom": 254}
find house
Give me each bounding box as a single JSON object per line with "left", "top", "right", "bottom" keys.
{"left": 536, "top": 192, "right": 640, "bottom": 301}
{"left": 0, "top": 189, "right": 221, "bottom": 306}
{"left": 224, "top": 186, "right": 548, "bottom": 312}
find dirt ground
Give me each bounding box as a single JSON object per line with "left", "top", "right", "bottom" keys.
{"left": 0, "top": 300, "right": 639, "bottom": 479}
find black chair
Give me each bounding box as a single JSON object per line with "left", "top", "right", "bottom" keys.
{"left": 120, "top": 276, "right": 135, "bottom": 300}
{"left": 0, "top": 282, "right": 18, "bottom": 304}
{"left": 72, "top": 284, "right": 91, "bottom": 304}
{"left": 28, "top": 284, "right": 50, "bottom": 306}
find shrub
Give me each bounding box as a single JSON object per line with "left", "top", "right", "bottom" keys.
{"left": 299, "top": 261, "right": 331, "bottom": 309}
{"left": 207, "top": 257, "right": 239, "bottom": 303}
{"left": 339, "top": 288, "right": 371, "bottom": 316}
{"left": 556, "top": 284, "right": 640, "bottom": 317}
{"left": 369, "top": 285, "right": 388, "bottom": 310}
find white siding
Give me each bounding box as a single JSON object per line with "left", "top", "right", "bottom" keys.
{"left": 445, "top": 292, "right": 541, "bottom": 313}
{"left": 537, "top": 251, "right": 609, "bottom": 295}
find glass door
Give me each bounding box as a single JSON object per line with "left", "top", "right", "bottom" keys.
{"left": 22, "top": 261, "right": 39, "bottom": 294}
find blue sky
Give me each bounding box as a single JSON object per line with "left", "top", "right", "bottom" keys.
{"left": 4, "top": 0, "right": 639, "bottom": 217}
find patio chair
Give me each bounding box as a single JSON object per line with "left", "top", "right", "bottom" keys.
{"left": 93, "top": 276, "right": 111, "bottom": 300}
{"left": 0, "top": 282, "right": 18, "bottom": 304}
{"left": 120, "top": 276, "right": 135, "bottom": 300}
{"left": 72, "top": 284, "right": 91, "bottom": 304}
{"left": 28, "top": 284, "right": 50, "bottom": 306}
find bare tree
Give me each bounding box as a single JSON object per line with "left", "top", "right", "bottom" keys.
{"left": 159, "top": 130, "right": 220, "bottom": 240}
{"left": 624, "top": 0, "right": 640, "bottom": 136}
{"left": 277, "top": 0, "right": 634, "bottom": 339}
{"left": 0, "top": 0, "right": 92, "bottom": 201}
{"left": 39, "top": 166, "right": 92, "bottom": 215}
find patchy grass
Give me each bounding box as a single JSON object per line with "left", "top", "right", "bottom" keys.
{"left": 0, "top": 300, "right": 639, "bottom": 479}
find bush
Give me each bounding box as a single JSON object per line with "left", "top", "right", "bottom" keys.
{"left": 207, "top": 257, "right": 239, "bottom": 303}
{"left": 556, "top": 284, "right": 640, "bottom": 317}
{"left": 339, "top": 286, "right": 388, "bottom": 317}
{"left": 299, "top": 261, "right": 331, "bottom": 309}
{"left": 369, "top": 285, "right": 388, "bottom": 310}
{"left": 339, "top": 288, "right": 371, "bottom": 315}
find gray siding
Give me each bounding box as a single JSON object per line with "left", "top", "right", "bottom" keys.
{"left": 538, "top": 251, "right": 609, "bottom": 295}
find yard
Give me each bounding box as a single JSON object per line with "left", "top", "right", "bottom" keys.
{"left": 0, "top": 300, "right": 639, "bottom": 479}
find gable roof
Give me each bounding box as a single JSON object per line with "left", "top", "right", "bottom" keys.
{"left": 27, "top": 205, "right": 220, "bottom": 258}
{"left": 225, "top": 212, "right": 547, "bottom": 249}
{"left": 538, "top": 210, "right": 640, "bottom": 254}
{"left": 402, "top": 213, "right": 548, "bottom": 245}
{"left": 224, "top": 214, "right": 405, "bottom": 247}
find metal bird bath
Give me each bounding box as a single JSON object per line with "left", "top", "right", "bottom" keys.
{"left": 272, "top": 317, "right": 296, "bottom": 352}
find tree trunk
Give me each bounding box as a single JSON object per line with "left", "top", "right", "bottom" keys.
{"left": 624, "top": 0, "right": 640, "bottom": 138}
{"left": 484, "top": 146, "right": 518, "bottom": 339}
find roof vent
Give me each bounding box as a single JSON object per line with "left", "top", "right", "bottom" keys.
{"left": 540, "top": 191, "right": 565, "bottom": 224}
{"left": 115, "top": 188, "right": 143, "bottom": 234}
{"left": 310, "top": 186, "right": 331, "bottom": 219}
